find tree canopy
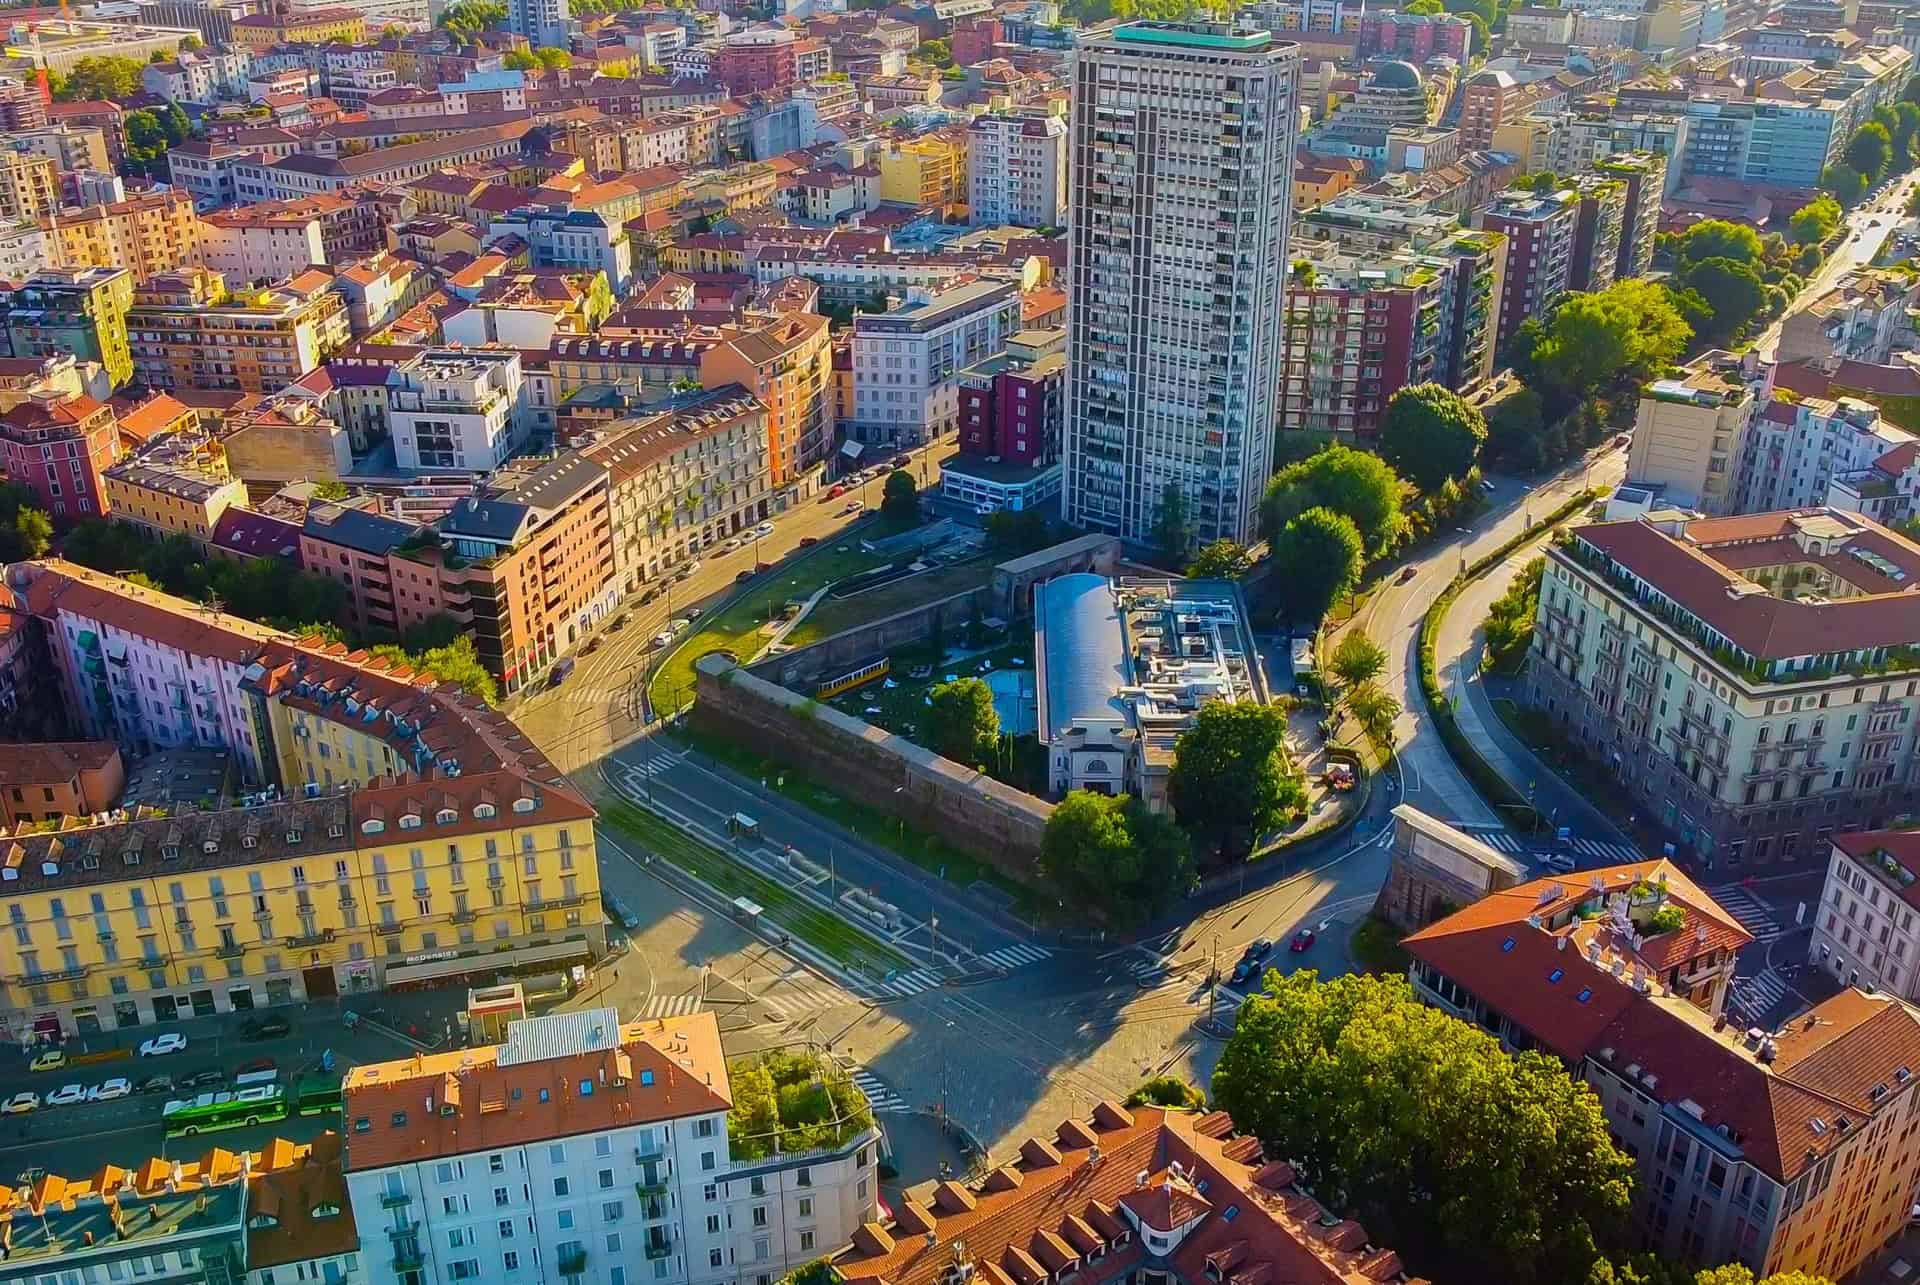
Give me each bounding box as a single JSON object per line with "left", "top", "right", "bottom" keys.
{"left": 62, "top": 521, "right": 349, "bottom": 635}
{"left": 123, "top": 104, "right": 191, "bottom": 180}
{"left": 1378, "top": 384, "right": 1486, "bottom": 493}
{"left": 1269, "top": 507, "right": 1364, "bottom": 626}
{"left": 368, "top": 636, "right": 499, "bottom": 706}
{"left": 1821, "top": 163, "right": 1868, "bottom": 206}
{"left": 1327, "top": 630, "right": 1386, "bottom": 693}
{"left": 1261, "top": 443, "right": 1407, "bottom": 556}
{"left": 1845, "top": 121, "right": 1893, "bottom": 181}
{"left": 1150, "top": 481, "right": 1192, "bottom": 562}
{"left": 880, "top": 469, "right": 919, "bottom": 526}
{"left": 1683, "top": 257, "right": 1768, "bottom": 345}
{"left": 1212, "top": 970, "right": 1634, "bottom": 1283}
{"left": 0, "top": 482, "right": 51, "bottom": 563}
{"left": 923, "top": 677, "right": 999, "bottom": 766}
{"left": 503, "top": 46, "right": 572, "bottom": 69}
{"left": 1167, "top": 702, "right": 1305, "bottom": 861}
{"left": 1788, "top": 193, "right": 1842, "bottom": 246}
{"left": 1530, "top": 280, "right": 1691, "bottom": 404}
{"left": 1185, "top": 539, "right": 1252, "bottom": 579}
{"left": 436, "top": 0, "right": 506, "bottom": 41}
{"left": 1039, "top": 790, "right": 1193, "bottom": 926}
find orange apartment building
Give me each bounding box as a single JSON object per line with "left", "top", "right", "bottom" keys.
{"left": 0, "top": 740, "right": 125, "bottom": 826}
{"left": 42, "top": 191, "right": 202, "bottom": 285}
{"left": 127, "top": 267, "right": 350, "bottom": 394}
{"left": 1404, "top": 857, "right": 1920, "bottom": 1281}
{"left": 701, "top": 311, "right": 833, "bottom": 485}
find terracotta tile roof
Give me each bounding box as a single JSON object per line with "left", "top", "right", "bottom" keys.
{"left": 1402, "top": 860, "right": 1751, "bottom": 1060}
{"left": 833, "top": 1107, "right": 1426, "bottom": 1285}
{"left": 1834, "top": 829, "right": 1920, "bottom": 911}
{"left": 0, "top": 740, "right": 118, "bottom": 788}
{"left": 1568, "top": 509, "right": 1920, "bottom": 659}
{"left": 341, "top": 1011, "right": 730, "bottom": 1171}
{"left": 246, "top": 1132, "right": 359, "bottom": 1270}
{"left": 114, "top": 393, "right": 194, "bottom": 443}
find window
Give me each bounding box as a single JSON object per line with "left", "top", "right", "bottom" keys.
{"left": 558, "top": 1211, "right": 575, "bottom": 1231}
{"left": 499, "top": 1220, "right": 514, "bottom": 1240}
{"left": 554, "top": 1177, "right": 570, "bottom": 1197}
{"left": 606, "top": 1234, "right": 623, "bottom": 1254}
{"left": 490, "top": 1155, "right": 505, "bottom": 1173}
{"left": 549, "top": 1144, "right": 565, "bottom": 1164}
{"left": 603, "top": 1201, "right": 623, "bottom": 1223}
{"left": 710, "top": 1251, "right": 725, "bottom": 1270}
{"left": 696, "top": 1117, "right": 716, "bottom": 1138}
{"left": 800, "top": 1232, "right": 815, "bottom": 1252}
{"left": 494, "top": 1188, "right": 510, "bottom": 1208}
{"left": 595, "top": 1137, "right": 612, "bottom": 1158}
{"left": 503, "top": 1253, "right": 520, "bottom": 1273}
{"left": 707, "top": 1215, "right": 721, "bottom": 1234}
{"left": 798, "top": 1198, "right": 813, "bottom": 1219}
{"left": 701, "top": 1151, "right": 715, "bottom": 1172}
{"left": 704, "top": 1184, "right": 718, "bottom": 1203}
{"left": 598, "top": 1169, "right": 615, "bottom": 1190}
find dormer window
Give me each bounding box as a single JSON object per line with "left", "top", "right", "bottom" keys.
{"left": 286, "top": 830, "right": 302, "bottom": 844}
{"left": 163, "top": 845, "right": 180, "bottom": 860}
{"left": 400, "top": 814, "right": 422, "bottom": 830}
{"left": 362, "top": 820, "right": 385, "bottom": 835}
{"left": 328, "top": 824, "right": 344, "bottom": 839}
{"left": 437, "top": 809, "right": 457, "bottom": 825}
{"left": 202, "top": 841, "right": 219, "bottom": 854}
{"left": 513, "top": 797, "right": 536, "bottom": 814}
{"left": 473, "top": 804, "right": 496, "bottom": 820}
{"left": 242, "top": 834, "right": 257, "bottom": 849}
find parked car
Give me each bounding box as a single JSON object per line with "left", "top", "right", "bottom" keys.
{"left": 610, "top": 613, "right": 628, "bottom": 632}
{"left": 754, "top": 521, "right": 775, "bottom": 537}
{"left": 1242, "top": 939, "right": 1273, "bottom": 963}
{"left": 602, "top": 894, "right": 639, "bottom": 931}
{"left": 1229, "top": 959, "right": 1259, "bottom": 986}
{"left": 180, "top": 1068, "right": 225, "bottom": 1091}
{"left": 1539, "top": 852, "right": 1577, "bottom": 875}
{"left": 735, "top": 568, "right": 757, "bottom": 584}
{"left": 892, "top": 454, "right": 912, "bottom": 468}
{"left": 583, "top": 637, "right": 602, "bottom": 655}
{"left": 87, "top": 1078, "right": 131, "bottom": 1103}
{"left": 2, "top": 1092, "right": 38, "bottom": 1115}
{"left": 28, "top": 1049, "right": 65, "bottom": 1073}
{"left": 1397, "top": 566, "right": 1418, "bottom": 584}
{"left": 843, "top": 501, "right": 865, "bottom": 515}
{"left": 652, "top": 631, "right": 674, "bottom": 649}
{"left": 138, "top": 1033, "right": 187, "bottom": 1058}
{"left": 1480, "top": 479, "right": 1496, "bottom": 493}
{"left": 548, "top": 657, "right": 575, "bottom": 687}
{"left": 639, "top": 587, "right": 658, "bottom": 605}
{"left": 45, "top": 1084, "right": 85, "bottom": 1107}
{"left": 798, "top": 536, "right": 819, "bottom": 547}
{"left": 1289, "top": 929, "right": 1316, "bottom": 953}
{"left": 134, "top": 1075, "right": 174, "bottom": 1096}
{"left": 241, "top": 1016, "right": 291, "bottom": 1041}
{"left": 684, "top": 606, "right": 703, "bottom": 620}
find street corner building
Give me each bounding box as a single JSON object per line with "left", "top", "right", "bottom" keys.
{"left": 0, "top": 558, "right": 605, "bottom": 1042}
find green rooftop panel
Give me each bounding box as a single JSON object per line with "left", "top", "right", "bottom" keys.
{"left": 1112, "top": 22, "right": 1273, "bottom": 49}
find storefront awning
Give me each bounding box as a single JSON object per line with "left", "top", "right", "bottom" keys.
{"left": 384, "top": 938, "right": 592, "bottom": 986}
{"left": 840, "top": 440, "right": 865, "bottom": 459}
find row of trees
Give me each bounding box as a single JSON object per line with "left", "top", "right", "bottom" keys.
{"left": 1819, "top": 77, "right": 1920, "bottom": 206}
{"left": 1481, "top": 556, "right": 1544, "bottom": 673}
{"left": 1213, "top": 971, "right": 1833, "bottom": 1285}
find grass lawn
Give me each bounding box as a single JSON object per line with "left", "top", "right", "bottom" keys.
{"left": 677, "top": 724, "right": 1038, "bottom": 909}
{"left": 784, "top": 558, "right": 996, "bottom": 648}
{"left": 1349, "top": 915, "right": 1410, "bottom": 977}
{"left": 599, "top": 799, "right": 913, "bottom": 978}
{"left": 649, "top": 543, "right": 885, "bottom": 716}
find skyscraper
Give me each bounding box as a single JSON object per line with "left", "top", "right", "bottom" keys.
{"left": 508, "top": 0, "right": 569, "bottom": 51}
{"left": 1064, "top": 22, "right": 1300, "bottom": 548}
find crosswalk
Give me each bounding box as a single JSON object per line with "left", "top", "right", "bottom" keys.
{"left": 872, "top": 968, "right": 941, "bottom": 999}
{"left": 1127, "top": 955, "right": 1175, "bottom": 985}
{"left": 640, "top": 992, "right": 705, "bottom": 1019}
{"left": 1473, "top": 829, "right": 1643, "bottom": 863}
{"left": 976, "top": 942, "right": 1051, "bottom": 971}
{"left": 846, "top": 1067, "right": 908, "bottom": 1113}
{"left": 758, "top": 979, "right": 861, "bottom": 1020}
{"left": 1476, "top": 831, "right": 1527, "bottom": 854}
{"left": 1569, "top": 837, "right": 1643, "bottom": 862}
{"left": 1731, "top": 967, "right": 1793, "bottom": 1019}
{"left": 618, "top": 754, "right": 680, "bottom": 793}
{"left": 1708, "top": 883, "right": 1787, "bottom": 943}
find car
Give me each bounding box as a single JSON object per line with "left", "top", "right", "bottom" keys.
{"left": 86, "top": 1078, "right": 131, "bottom": 1103}
{"left": 138, "top": 1033, "right": 187, "bottom": 1058}
{"left": 1397, "top": 565, "right": 1418, "bottom": 584}
{"left": 241, "top": 1015, "right": 291, "bottom": 1041}
{"left": 134, "top": 1075, "right": 174, "bottom": 1096}
{"left": 639, "top": 587, "right": 658, "bottom": 605}
{"left": 1480, "top": 479, "right": 1496, "bottom": 493}
{"left": 583, "top": 637, "right": 602, "bottom": 655}
{"left": 843, "top": 501, "right": 865, "bottom": 514}
{"left": 180, "top": 1068, "right": 225, "bottom": 1091}
{"left": 754, "top": 521, "right": 775, "bottom": 537}
{"left": 798, "top": 535, "right": 819, "bottom": 547}
{"left": 2, "top": 1092, "right": 37, "bottom": 1115}
{"left": 1539, "top": 852, "right": 1577, "bottom": 875}
{"left": 669, "top": 618, "right": 692, "bottom": 635}
{"left": 1289, "top": 929, "right": 1316, "bottom": 953}
{"left": 652, "top": 631, "right": 674, "bottom": 649}
{"left": 676, "top": 563, "right": 697, "bottom": 580}
{"left": 548, "top": 657, "right": 575, "bottom": 687}
{"left": 610, "top": 613, "right": 628, "bottom": 632}
{"left": 602, "top": 894, "right": 639, "bottom": 930}
{"left": 1229, "top": 959, "right": 1258, "bottom": 986}
{"left": 735, "top": 568, "right": 757, "bottom": 584}
{"left": 1242, "top": 938, "right": 1273, "bottom": 962}
{"left": 1615, "top": 433, "right": 1630, "bottom": 449}
{"left": 45, "top": 1084, "right": 85, "bottom": 1107}
{"left": 28, "top": 1049, "right": 65, "bottom": 1073}
{"left": 723, "top": 538, "right": 743, "bottom": 552}
{"left": 236, "top": 1057, "right": 276, "bottom": 1078}
{"left": 892, "top": 454, "right": 912, "bottom": 468}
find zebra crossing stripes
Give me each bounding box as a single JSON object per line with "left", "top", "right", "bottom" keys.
{"left": 1708, "top": 884, "right": 1787, "bottom": 943}
{"left": 1127, "top": 955, "right": 1175, "bottom": 985}
{"left": 874, "top": 968, "right": 940, "bottom": 998}
{"left": 1732, "top": 968, "right": 1792, "bottom": 1019}
{"left": 846, "top": 1067, "right": 908, "bottom": 1113}
{"left": 1476, "top": 831, "right": 1526, "bottom": 855}
{"left": 641, "top": 993, "right": 704, "bottom": 1019}
{"left": 1570, "top": 838, "right": 1642, "bottom": 862}
{"left": 757, "top": 981, "right": 860, "bottom": 1019}
{"left": 977, "top": 942, "right": 1052, "bottom": 971}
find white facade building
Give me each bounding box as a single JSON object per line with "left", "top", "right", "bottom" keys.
{"left": 967, "top": 112, "right": 1067, "bottom": 229}
{"left": 1063, "top": 22, "right": 1300, "bottom": 546}
{"left": 342, "top": 1009, "right": 882, "bottom": 1285}
{"left": 1811, "top": 830, "right": 1920, "bottom": 999}
{"left": 849, "top": 278, "right": 1020, "bottom": 447}
{"left": 1736, "top": 395, "right": 1915, "bottom": 515}
{"left": 386, "top": 349, "right": 526, "bottom": 472}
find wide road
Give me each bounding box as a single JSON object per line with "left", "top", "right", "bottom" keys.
{"left": 1753, "top": 170, "right": 1920, "bottom": 363}
{"left": 512, "top": 439, "right": 958, "bottom": 774}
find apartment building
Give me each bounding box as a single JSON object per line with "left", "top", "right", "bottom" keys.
{"left": 300, "top": 503, "right": 436, "bottom": 641}
{"left": 1064, "top": 21, "right": 1300, "bottom": 547}
{"left": 485, "top": 207, "right": 634, "bottom": 296}
{"left": 101, "top": 436, "right": 248, "bottom": 544}
{"left": 967, "top": 112, "right": 1067, "bottom": 230}
{"left": 1527, "top": 507, "right": 1920, "bottom": 866}
{"left": 712, "top": 26, "right": 816, "bottom": 95}
{"left": 849, "top": 277, "right": 1020, "bottom": 448}
{"left": 582, "top": 387, "right": 773, "bottom": 590}
{"left": 0, "top": 388, "right": 120, "bottom": 525}
{"left": 876, "top": 132, "right": 968, "bottom": 211}
{"left": 1626, "top": 355, "right": 1771, "bottom": 515}
{"left": 0, "top": 560, "right": 605, "bottom": 1032}
{"left": 1279, "top": 252, "right": 1448, "bottom": 440}
{"left": 127, "top": 268, "right": 349, "bottom": 395}
{"left": 0, "top": 149, "right": 55, "bottom": 224}
{"left": 388, "top": 349, "right": 527, "bottom": 474}
{"left": 1568, "top": 173, "right": 1627, "bottom": 293}
{"left": 1778, "top": 268, "right": 1919, "bottom": 369}
{"left": 232, "top": 6, "right": 367, "bottom": 47}
{"left": 343, "top": 1009, "right": 881, "bottom": 1285}
{"left": 1594, "top": 152, "right": 1667, "bottom": 282}
{"left": 2, "top": 267, "right": 134, "bottom": 390}
{"left": 1406, "top": 862, "right": 1920, "bottom": 1282}
{"left": 198, "top": 203, "right": 331, "bottom": 283}
{"left": 1552, "top": 113, "right": 1690, "bottom": 196}
{"left": 1353, "top": 7, "right": 1471, "bottom": 60}
{"left": 1738, "top": 396, "right": 1915, "bottom": 516}
{"left": 1809, "top": 829, "right": 1920, "bottom": 998}
{"left": 946, "top": 327, "right": 1064, "bottom": 514}
{"left": 0, "top": 740, "right": 124, "bottom": 827}
{"left": 1475, "top": 187, "right": 1577, "bottom": 359}
{"left": 42, "top": 191, "right": 203, "bottom": 286}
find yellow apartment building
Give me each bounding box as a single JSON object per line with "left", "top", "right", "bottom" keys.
{"left": 43, "top": 191, "right": 202, "bottom": 286}
{"left": 127, "top": 267, "right": 350, "bottom": 394}
{"left": 101, "top": 453, "right": 247, "bottom": 544}
{"left": 232, "top": 7, "right": 366, "bottom": 49}
{"left": 0, "top": 149, "right": 57, "bottom": 223}
{"left": 878, "top": 131, "right": 967, "bottom": 209}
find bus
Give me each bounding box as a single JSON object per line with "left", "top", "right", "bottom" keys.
{"left": 161, "top": 1084, "right": 288, "bottom": 1137}
{"left": 815, "top": 657, "right": 888, "bottom": 700}
{"left": 292, "top": 1074, "right": 342, "bottom": 1118}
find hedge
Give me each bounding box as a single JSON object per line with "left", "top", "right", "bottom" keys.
{"left": 1415, "top": 489, "right": 1601, "bottom": 823}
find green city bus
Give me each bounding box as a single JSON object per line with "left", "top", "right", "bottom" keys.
{"left": 292, "top": 1073, "right": 342, "bottom": 1117}
{"left": 161, "top": 1084, "right": 288, "bottom": 1137}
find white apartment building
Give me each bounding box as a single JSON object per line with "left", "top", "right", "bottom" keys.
{"left": 508, "top": 0, "right": 568, "bottom": 49}
{"left": 849, "top": 278, "right": 1020, "bottom": 447}
{"left": 1811, "top": 829, "right": 1920, "bottom": 998}
{"left": 967, "top": 112, "right": 1067, "bottom": 229}
{"left": 1526, "top": 507, "right": 1920, "bottom": 870}
{"left": 199, "top": 206, "right": 329, "bottom": 284}
{"left": 387, "top": 349, "right": 526, "bottom": 472}
{"left": 1625, "top": 353, "right": 1771, "bottom": 515}
{"left": 1063, "top": 22, "right": 1300, "bottom": 547}
{"left": 1737, "top": 395, "right": 1915, "bottom": 515}
{"left": 343, "top": 1009, "right": 882, "bottom": 1285}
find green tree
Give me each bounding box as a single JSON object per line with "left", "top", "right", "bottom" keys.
{"left": 1484, "top": 387, "right": 1549, "bottom": 472}
{"left": 1328, "top": 630, "right": 1386, "bottom": 692}
{"left": 402, "top": 612, "right": 465, "bottom": 652}
{"left": 1270, "top": 506, "right": 1364, "bottom": 625}
{"left": 1845, "top": 122, "right": 1893, "bottom": 181}
{"left": 1691, "top": 1271, "right": 1833, "bottom": 1285}
{"left": 1530, "top": 280, "right": 1690, "bottom": 402}
{"left": 1821, "top": 163, "right": 1869, "bottom": 205}
{"left": 1039, "top": 790, "right": 1194, "bottom": 926}
{"left": 405, "top": 636, "right": 498, "bottom": 706}
{"left": 1345, "top": 681, "right": 1400, "bottom": 749}
{"left": 1211, "top": 971, "right": 1634, "bottom": 1284}
{"left": 914, "top": 38, "right": 953, "bottom": 66}
{"left": 0, "top": 482, "right": 51, "bottom": 562}
{"left": 1483, "top": 557, "right": 1543, "bottom": 672}
{"left": 1895, "top": 102, "right": 1920, "bottom": 162}
{"left": 984, "top": 508, "right": 1051, "bottom": 554}
{"left": 1674, "top": 219, "right": 1764, "bottom": 271}
{"left": 774, "top": 1261, "right": 837, "bottom": 1285}
{"left": 1788, "top": 193, "right": 1841, "bottom": 245}
{"left": 1261, "top": 443, "right": 1407, "bottom": 555}
{"left": 1379, "top": 383, "right": 1486, "bottom": 492}
{"left": 436, "top": 0, "right": 506, "bottom": 41}
{"left": 880, "top": 469, "right": 919, "bottom": 526}
{"left": 1684, "top": 257, "right": 1769, "bottom": 344}
{"left": 1150, "top": 481, "right": 1192, "bottom": 562}
{"left": 923, "top": 676, "right": 999, "bottom": 766}
{"left": 1167, "top": 702, "right": 1305, "bottom": 860}
{"left": 1125, "top": 1076, "right": 1205, "bottom": 1110}
{"left": 55, "top": 55, "right": 146, "bottom": 101}
{"left": 12, "top": 506, "right": 51, "bottom": 560}
{"left": 1185, "top": 539, "right": 1251, "bottom": 579}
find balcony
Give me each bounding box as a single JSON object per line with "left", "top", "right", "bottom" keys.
{"left": 14, "top": 965, "right": 87, "bottom": 985}
{"left": 215, "top": 942, "right": 246, "bottom": 959}
{"left": 391, "top": 1249, "right": 425, "bottom": 1273}
{"left": 380, "top": 1191, "right": 413, "bottom": 1209}
{"left": 644, "top": 1240, "right": 674, "bottom": 1262}
{"left": 450, "top": 909, "right": 477, "bottom": 924}
{"left": 376, "top": 922, "right": 405, "bottom": 936}
{"left": 285, "top": 928, "right": 335, "bottom": 948}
